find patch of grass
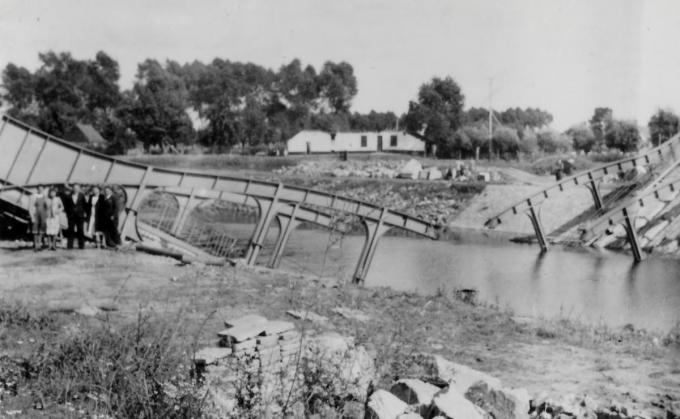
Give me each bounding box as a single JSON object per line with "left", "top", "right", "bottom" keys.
{"left": 126, "top": 154, "right": 299, "bottom": 173}
{"left": 0, "top": 306, "right": 207, "bottom": 418}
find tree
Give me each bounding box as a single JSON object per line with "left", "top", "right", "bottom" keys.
{"left": 589, "top": 107, "right": 613, "bottom": 143}
{"left": 404, "top": 76, "right": 465, "bottom": 157}
{"left": 605, "top": 120, "right": 640, "bottom": 152}
{"left": 309, "top": 111, "right": 350, "bottom": 133}
{"left": 464, "top": 107, "right": 494, "bottom": 124}
{"left": 648, "top": 109, "right": 680, "bottom": 146}
{"left": 1, "top": 63, "right": 36, "bottom": 113}
{"left": 1, "top": 51, "right": 123, "bottom": 139}
{"left": 349, "top": 110, "right": 398, "bottom": 131}
{"left": 184, "top": 59, "right": 275, "bottom": 150}
{"left": 537, "top": 129, "right": 572, "bottom": 153}
{"left": 120, "top": 59, "right": 194, "bottom": 151}
{"left": 499, "top": 107, "right": 553, "bottom": 129}
{"left": 567, "top": 123, "right": 596, "bottom": 153}
{"left": 518, "top": 128, "right": 538, "bottom": 156}
{"left": 492, "top": 126, "right": 521, "bottom": 158}
{"left": 317, "top": 61, "right": 358, "bottom": 113}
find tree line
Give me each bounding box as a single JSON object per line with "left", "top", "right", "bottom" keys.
{"left": 0, "top": 51, "right": 397, "bottom": 153}
{"left": 2, "top": 51, "right": 679, "bottom": 157}
{"left": 403, "top": 76, "right": 679, "bottom": 159}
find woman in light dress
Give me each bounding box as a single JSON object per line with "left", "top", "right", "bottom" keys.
{"left": 86, "top": 185, "right": 102, "bottom": 246}
{"left": 45, "top": 187, "right": 65, "bottom": 251}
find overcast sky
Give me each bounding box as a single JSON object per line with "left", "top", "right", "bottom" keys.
{"left": 1, "top": 0, "right": 680, "bottom": 129}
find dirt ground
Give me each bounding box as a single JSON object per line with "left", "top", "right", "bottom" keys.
{"left": 0, "top": 243, "right": 678, "bottom": 417}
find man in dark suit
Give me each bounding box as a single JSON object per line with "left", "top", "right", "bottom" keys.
{"left": 63, "top": 183, "right": 88, "bottom": 249}
{"left": 100, "top": 186, "right": 121, "bottom": 248}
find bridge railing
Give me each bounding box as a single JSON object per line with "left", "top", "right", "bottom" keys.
{"left": 484, "top": 132, "right": 680, "bottom": 228}
{"left": 0, "top": 114, "right": 439, "bottom": 240}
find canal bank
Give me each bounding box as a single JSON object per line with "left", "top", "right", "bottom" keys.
{"left": 0, "top": 244, "right": 677, "bottom": 418}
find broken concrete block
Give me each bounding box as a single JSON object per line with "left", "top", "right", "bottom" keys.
{"left": 331, "top": 306, "right": 370, "bottom": 322}
{"left": 430, "top": 386, "right": 487, "bottom": 419}
{"left": 365, "top": 389, "right": 408, "bottom": 419}
{"left": 193, "top": 347, "right": 232, "bottom": 365}
{"left": 262, "top": 320, "right": 295, "bottom": 336}
{"left": 231, "top": 338, "right": 258, "bottom": 352}
{"left": 224, "top": 314, "right": 268, "bottom": 328}
{"left": 286, "top": 309, "right": 328, "bottom": 323}
{"left": 218, "top": 322, "right": 267, "bottom": 343}
{"left": 429, "top": 355, "right": 502, "bottom": 394}
{"left": 390, "top": 378, "right": 440, "bottom": 406}
{"left": 465, "top": 381, "right": 530, "bottom": 419}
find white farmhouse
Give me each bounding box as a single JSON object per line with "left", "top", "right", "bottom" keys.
{"left": 286, "top": 130, "right": 425, "bottom": 155}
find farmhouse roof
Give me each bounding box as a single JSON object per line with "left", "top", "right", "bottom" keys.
{"left": 74, "top": 123, "right": 107, "bottom": 146}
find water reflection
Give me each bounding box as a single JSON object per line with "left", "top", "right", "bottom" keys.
{"left": 277, "top": 230, "right": 680, "bottom": 332}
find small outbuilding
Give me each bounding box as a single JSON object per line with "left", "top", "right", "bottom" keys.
{"left": 286, "top": 130, "right": 425, "bottom": 155}
{"left": 64, "top": 123, "right": 108, "bottom": 150}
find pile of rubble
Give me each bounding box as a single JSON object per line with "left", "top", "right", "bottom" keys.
{"left": 366, "top": 353, "right": 665, "bottom": 419}
{"left": 193, "top": 314, "right": 374, "bottom": 417}
{"left": 193, "top": 315, "right": 669, "bottom": 418}
{"left": 366, "top": 353, "right": 531, "bottom": 419}
{"left": 330, "top": 185, "right": 460, "bottom": 225}
{"left": 276, "top": 158, "right": 500, "bottom": 183}
{"left": 589, "top": 191, "right": 680, "bottom": 257}
{"left": 275, "top": 159, "right": 404, "bottom": 179}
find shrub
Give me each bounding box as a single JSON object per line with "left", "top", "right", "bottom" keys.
{"left": 17, "top": 311, "right": 205, "bottom": 418}
{"left": 605, "top": 120, "right": 641, "bottom": 152}
{"left": 567, "top": 123, "right": 597, "bottom": 153}
{"left": 518, "top": 128, "right": 538, "bottom": 157}
{"left": 537, "top": 129, "right": 572, "bottom": 153}
{"left": 492, "top": 126, "right": 520, "bottom": 159}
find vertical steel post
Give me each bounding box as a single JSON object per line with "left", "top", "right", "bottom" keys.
{"left": 66, "top": 150, "right": 83, "bottom": 184}
{"left": 622, "top": 207, "right": 643, "bottom": 263}
{"left": 171, "top": 189, "right": 196, "bottom": 236}
{"left": 269, "top": 204, "right": 301, "bottom": 268}
{"left": 245, "top": 184, "right": 282, "bottom": 265}
{"left": 527, "top": 204, "right": 548, "bottom": 252}
{"left": 353, "top": 208, "right": 388, "bottom": 284}
{"left": 5, "top": 128, "right": 31, "bottom": 182}
{"left": 24, "top": 136, "right": 49, "bottom": 185}
{"left": 120, "top": 167, "right": 153, "bottom": 241}
{"left": 587, "top": 174, "right": 603, "bottom": 210}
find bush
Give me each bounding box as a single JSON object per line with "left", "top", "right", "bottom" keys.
{"left": 537, "top": 129, "right": 572, "bottom": 153}
{"left": 492, "top": 126, "right": 520, "bottom": 159}
{"left": 605, "top": 120, "right": 641, "bottom": 152}
{"left": 6, "top": 310, "right": 205, "bottom": 418}
{"left": 588, "top": 148, "right": 626, "bottom": 162}
{"left": 518, "top": 128, "right": 538, "bottom": 157}
{"left": 567, "top": 123, "right": 597, "bottom": 153}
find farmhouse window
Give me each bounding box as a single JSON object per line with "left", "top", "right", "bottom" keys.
{"left": 361, "top": 135, "right": 367, "bottom": 147}
{"left": 390, "top": 135, "right": 398, "bottom": 147}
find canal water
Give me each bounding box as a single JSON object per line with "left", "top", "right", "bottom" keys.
{"left": 261, "top": 228, "right": 680, "bottom": 333}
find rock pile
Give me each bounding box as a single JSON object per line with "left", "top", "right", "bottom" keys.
{"left": 276, "top": 158, "right": 500, "bottom": 185}
{"left": 194, "top": 323, "right": 667, "bottom": 418}
{"left": 193, "top": 314, "right": 301, "bottom": 416}
{"left": 194, "top": 315, "right": 375, "bottom": 417}
{"left": 275, "top": 159, "right": 404, "bottom": 179}
{"left": 365, "top": 353, "right": 663, "bottom": 419}
{"left": 366, "top": 353, "right": 529, "bottom": 419}
{"left": 589, "top": 191, "right": 680, "bottom": 257}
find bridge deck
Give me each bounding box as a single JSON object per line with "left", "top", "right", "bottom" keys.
{"left": 0, "top": 114, "right": 439, "bottom": 239}
{"left": 484, "top": 133, "right": 680, "bottom": 228}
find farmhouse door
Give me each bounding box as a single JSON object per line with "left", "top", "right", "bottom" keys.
{"left": 377, "top": 136, "right": 383, "bottom": 151}
{"left": 306, "top": 142, "right": 311, "bottom": 154}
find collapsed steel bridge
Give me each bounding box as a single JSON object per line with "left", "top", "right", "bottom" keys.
{"left": 485, "top": 132, "right": 680, "bottom": 261}
{"left": 0, "top": 114, "right": 440, "bottom": 282}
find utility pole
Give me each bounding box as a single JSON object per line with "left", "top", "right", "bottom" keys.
{"left": 488, "top": 78, "right": 493, "bottom": 160}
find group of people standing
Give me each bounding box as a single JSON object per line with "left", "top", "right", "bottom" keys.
{"left": 29, "top": 184, "right": 121, "bottom": 251}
